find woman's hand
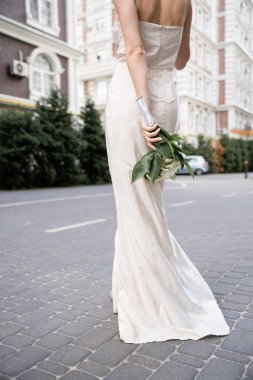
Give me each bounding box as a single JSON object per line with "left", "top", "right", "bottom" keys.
{"left": 141, "top": 115, "right": 162, "bottom": 150}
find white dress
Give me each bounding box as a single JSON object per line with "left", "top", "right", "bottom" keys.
{"left": 104, "top": 11, "right": 230, "bottom": 344}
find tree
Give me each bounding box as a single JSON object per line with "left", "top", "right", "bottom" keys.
{"left": 34, "top": 89, "right": 83, "bottom": 186}
{"left": 195, "top": 134, "right": 216, "bottom": 173}
{"left": 0, "top": 108, "right": 41, "bottom": 189}
{"left": 247, "top": 140, "right": 253, "bottom": 171}
{"left": 219, "top": 134, "right": 244, "bottom": 173}
{"left": 214, "top": 139, "right": 224, "bottom": 173}
{"left": 79, "top": 97, "right": 110, "bottom": 184}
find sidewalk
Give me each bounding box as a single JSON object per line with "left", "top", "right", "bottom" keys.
{"left": 0, "top": 174, "right": 252, "bottom": 379}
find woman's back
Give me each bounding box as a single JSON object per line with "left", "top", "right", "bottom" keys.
{"left": 135, "top": 0, "right": 188, "bottom": 27}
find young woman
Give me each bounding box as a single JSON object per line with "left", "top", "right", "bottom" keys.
{"left": 105, "top": 0, "right": 230, "bottom": 344}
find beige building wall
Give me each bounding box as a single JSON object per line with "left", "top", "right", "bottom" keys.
{"left": 78, "top": 0, "right": 253, "bottom": 140}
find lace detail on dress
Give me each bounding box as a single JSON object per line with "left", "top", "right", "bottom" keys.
{"left": 147, "top": 68, "right": 176, "bottom": 103}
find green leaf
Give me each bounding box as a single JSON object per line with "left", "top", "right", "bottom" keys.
{"left": 131, "top": 151, "right": 154, "bottom": 183}
{"left": 148, "top": 152, "right": 162, "bottom": 183}
{"left": 184, "top": 159, "right": 195, "bottom": 179}
{"left": 181, "top": 148, "right": 193, "bottom": 155}
{"left": 158, "top": 141, "right": 174, "bottom": 157}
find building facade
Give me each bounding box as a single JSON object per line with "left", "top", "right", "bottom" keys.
{"left": 77, "top": 0, "right": 115, "bottom": 118}
{"left": 78, "top": 0, "right": 253, "bottom": 140}
{"left": 0, "top": 0, "right": 81, "bottom": 113}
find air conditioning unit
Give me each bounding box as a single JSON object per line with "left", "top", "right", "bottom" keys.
{"left": 10, "top": 60, "right": 29, "bottom": 78}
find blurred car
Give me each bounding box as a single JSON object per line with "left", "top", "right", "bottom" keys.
{"left": 177, "top": 155, "right": 209, "bottom": 175}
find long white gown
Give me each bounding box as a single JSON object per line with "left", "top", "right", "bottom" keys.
{"left": 104, "top": 6, "right": 230, "bottom": 344}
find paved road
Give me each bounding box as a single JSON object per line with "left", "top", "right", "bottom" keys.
{"left": 0, "top": 173, "right": 253, "bottom": 380}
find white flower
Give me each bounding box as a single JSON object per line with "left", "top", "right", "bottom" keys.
{"left": 156, "top": 158, "right": 181, "bottom": 181}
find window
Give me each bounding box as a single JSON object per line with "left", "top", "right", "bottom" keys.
{"left": 32, "top": 54, "right": 55, "bottom": 96}
{"left": 28, "top": 47, "right": 63, "bottom": 100}
{"left": 26, "top": 0, "right": 59, "bottom": 36}
{"left": 97, "top": 80, "right": 107, "bottom": 97}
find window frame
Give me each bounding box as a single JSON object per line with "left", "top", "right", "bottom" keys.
{"left": 28, "top": 47, "right": 64, "bottom": 101}
{"left": 25, "top": 0, "right": 60, "bottom": 37}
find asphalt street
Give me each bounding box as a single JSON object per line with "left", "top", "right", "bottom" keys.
{"left": 0, "top": 173, "right": 253, "bottom": 379}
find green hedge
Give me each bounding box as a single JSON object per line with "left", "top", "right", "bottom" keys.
{"left": 0, "top": 90, "right": 110, "bottom": 189}
{"left": 182, "top": 133, "right": 253, "bottom": 174}
{"left": 0, "top": 90, "right": 252, "bottom": 189}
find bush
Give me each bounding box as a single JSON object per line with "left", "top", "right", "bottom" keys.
{"left": 247, "top": 140, "right": 253, "bottom": 171}
{"left": 219, "top": 134, "right": 244, "bottom": 173}
{"left": 79, "top": 97, "right": 111, "bottom": 184}
{"left": 0, "top": 109, "right": 41, "bottom": 189}
{"left": 0, "top": 90, "right": 84, "bottom": 189}
{"left": 34, "top": 89, "right": 83, "bottom": 187}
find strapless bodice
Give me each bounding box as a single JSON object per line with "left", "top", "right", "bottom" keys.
{"left": 113, "top": 20, "right": 184, "bottom": 71}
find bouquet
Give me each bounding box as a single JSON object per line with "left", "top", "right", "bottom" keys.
{"left": 131, "top": 97, "right": 195, "bottom": 184}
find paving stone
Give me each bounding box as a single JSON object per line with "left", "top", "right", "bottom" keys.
{"left": 36, "top": 360, "right": 69, "bottom": 376}
{"left": 246, "top": 361, "right": 253, "bottom": 377}
{"left": 225, "top": 272, "right": 245, "bottom": 279}
{"left": 88, "top": 306, "right": 113, "bottom": 320}
{"left": 170, "top": 353, "right": 204, "bottom": 368}
{"left": 71, "top": 302, "right": 97, "bottom": 312}
{"left": 104, "top": 363, "right": 151, "bottom": 380}
{"left": 36, "top": 332, "right": 73, "bottom": 350}
{"left": 235, "top": 319, "right": 253, "bottom": 332}
{"left": 87, "top": 296, "right": 106, "bottom": 305}
{"left": 54, "top": 309, "right": 84, "bottom": 321}
{"left": 77, "top": 360, "right": 110, "bottom": 377}
{"left": 210, "top": 283, "right": 235, "bottom": 295}
{"left": 10, "top": 300, "right": 45, "bottom": 315}
{"left": 150, "top": 361, "right": 197, "bottom": 380}
{"left": 197, "top": 358, "right": 244, "bottom": 380}
{"left": 89, "top": 338, "right": 137, "bottom": 367}
{"left": 0, "top": 311, "right": 17, "bottom": 322}
{"left": 220, "top": 302, "right": 246, "bottom": 312}
{"left": 75, "top": 326, "right": 117, "bottom": 349}
{"left": 127, "top": 354, "right": 160, "bottom": 369}
{"left": 221, "top": 309, "right": 241, "bottom": 320}
{"left": 0, "top": 323, "right": 24, "bottom": 340}
{"left": 16, "top": 368, "right": 56, "bottom": 380}
{"left": 0, "top": 345, "right": 50, "bottom": 377}
{"left": 0, "top": 375, "right": 9, "bottom": 380}
{"left": 178, "top": 341, "right": 215, "bottom": 360}
{"left": 101, "top": 321, "right": 118, "bottom": 330}
{"left": 244, "top": 312, "right": 253, "bottom": 319}
{"left": 38, "top": 292, "right": 64, "bottom": 302}
{"left": 221, "top": 330, "right": 253, "bottom": 355}
{"left": 60, "top": 294, "right": 85, "bottom": 305}
{"left": 0, "top": 344, "right": 16, "bottom": 361}
{"left": 49, "top": 344, "right": 91, "bottom": 366}
{"left": 60, "top": 370, "right": 97, "bottom": 380}
{"left": 23, "top": 318, "right": 66, "bottom": 338}
{"left": 58, "top": 319, "right": 92, "bottom": 337}
{"left": 44, "top": 301, "right": 69, "bottom": 312}
{"left": 82, "top": 317, "right": 101, "bottom": 326}
{"left": 200, "top": 336, "right": 222, "bottom": 345}
{"left": 2, "top": 334, "right": 35, "bottom": 349}
{"left": 219, "top": 277, "right": 240, "bottom": 285}
{"left": 215, "top": 349, "right": 250, "bottom": 365}
{"left": 16, "top": 309, "right": 54, "bottom": 326}
{"left": 225, "top": 294, "right": 252, "bottom": 305}
{"left": 136, "top": 342, "right": 175, "bottom": 360}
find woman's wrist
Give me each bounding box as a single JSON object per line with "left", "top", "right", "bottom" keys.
{"left": 135, "top": 95, "right": 151, "bottom": 110}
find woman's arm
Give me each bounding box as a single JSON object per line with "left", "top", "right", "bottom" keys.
{"left": 113, "top": 0, "right": 151, "bottom": 108}
{"left": 113, "top": 0, "right": 161, "bottom": 149}
{"left": 175, "top": 0, "right": 192, "bottom": 70}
